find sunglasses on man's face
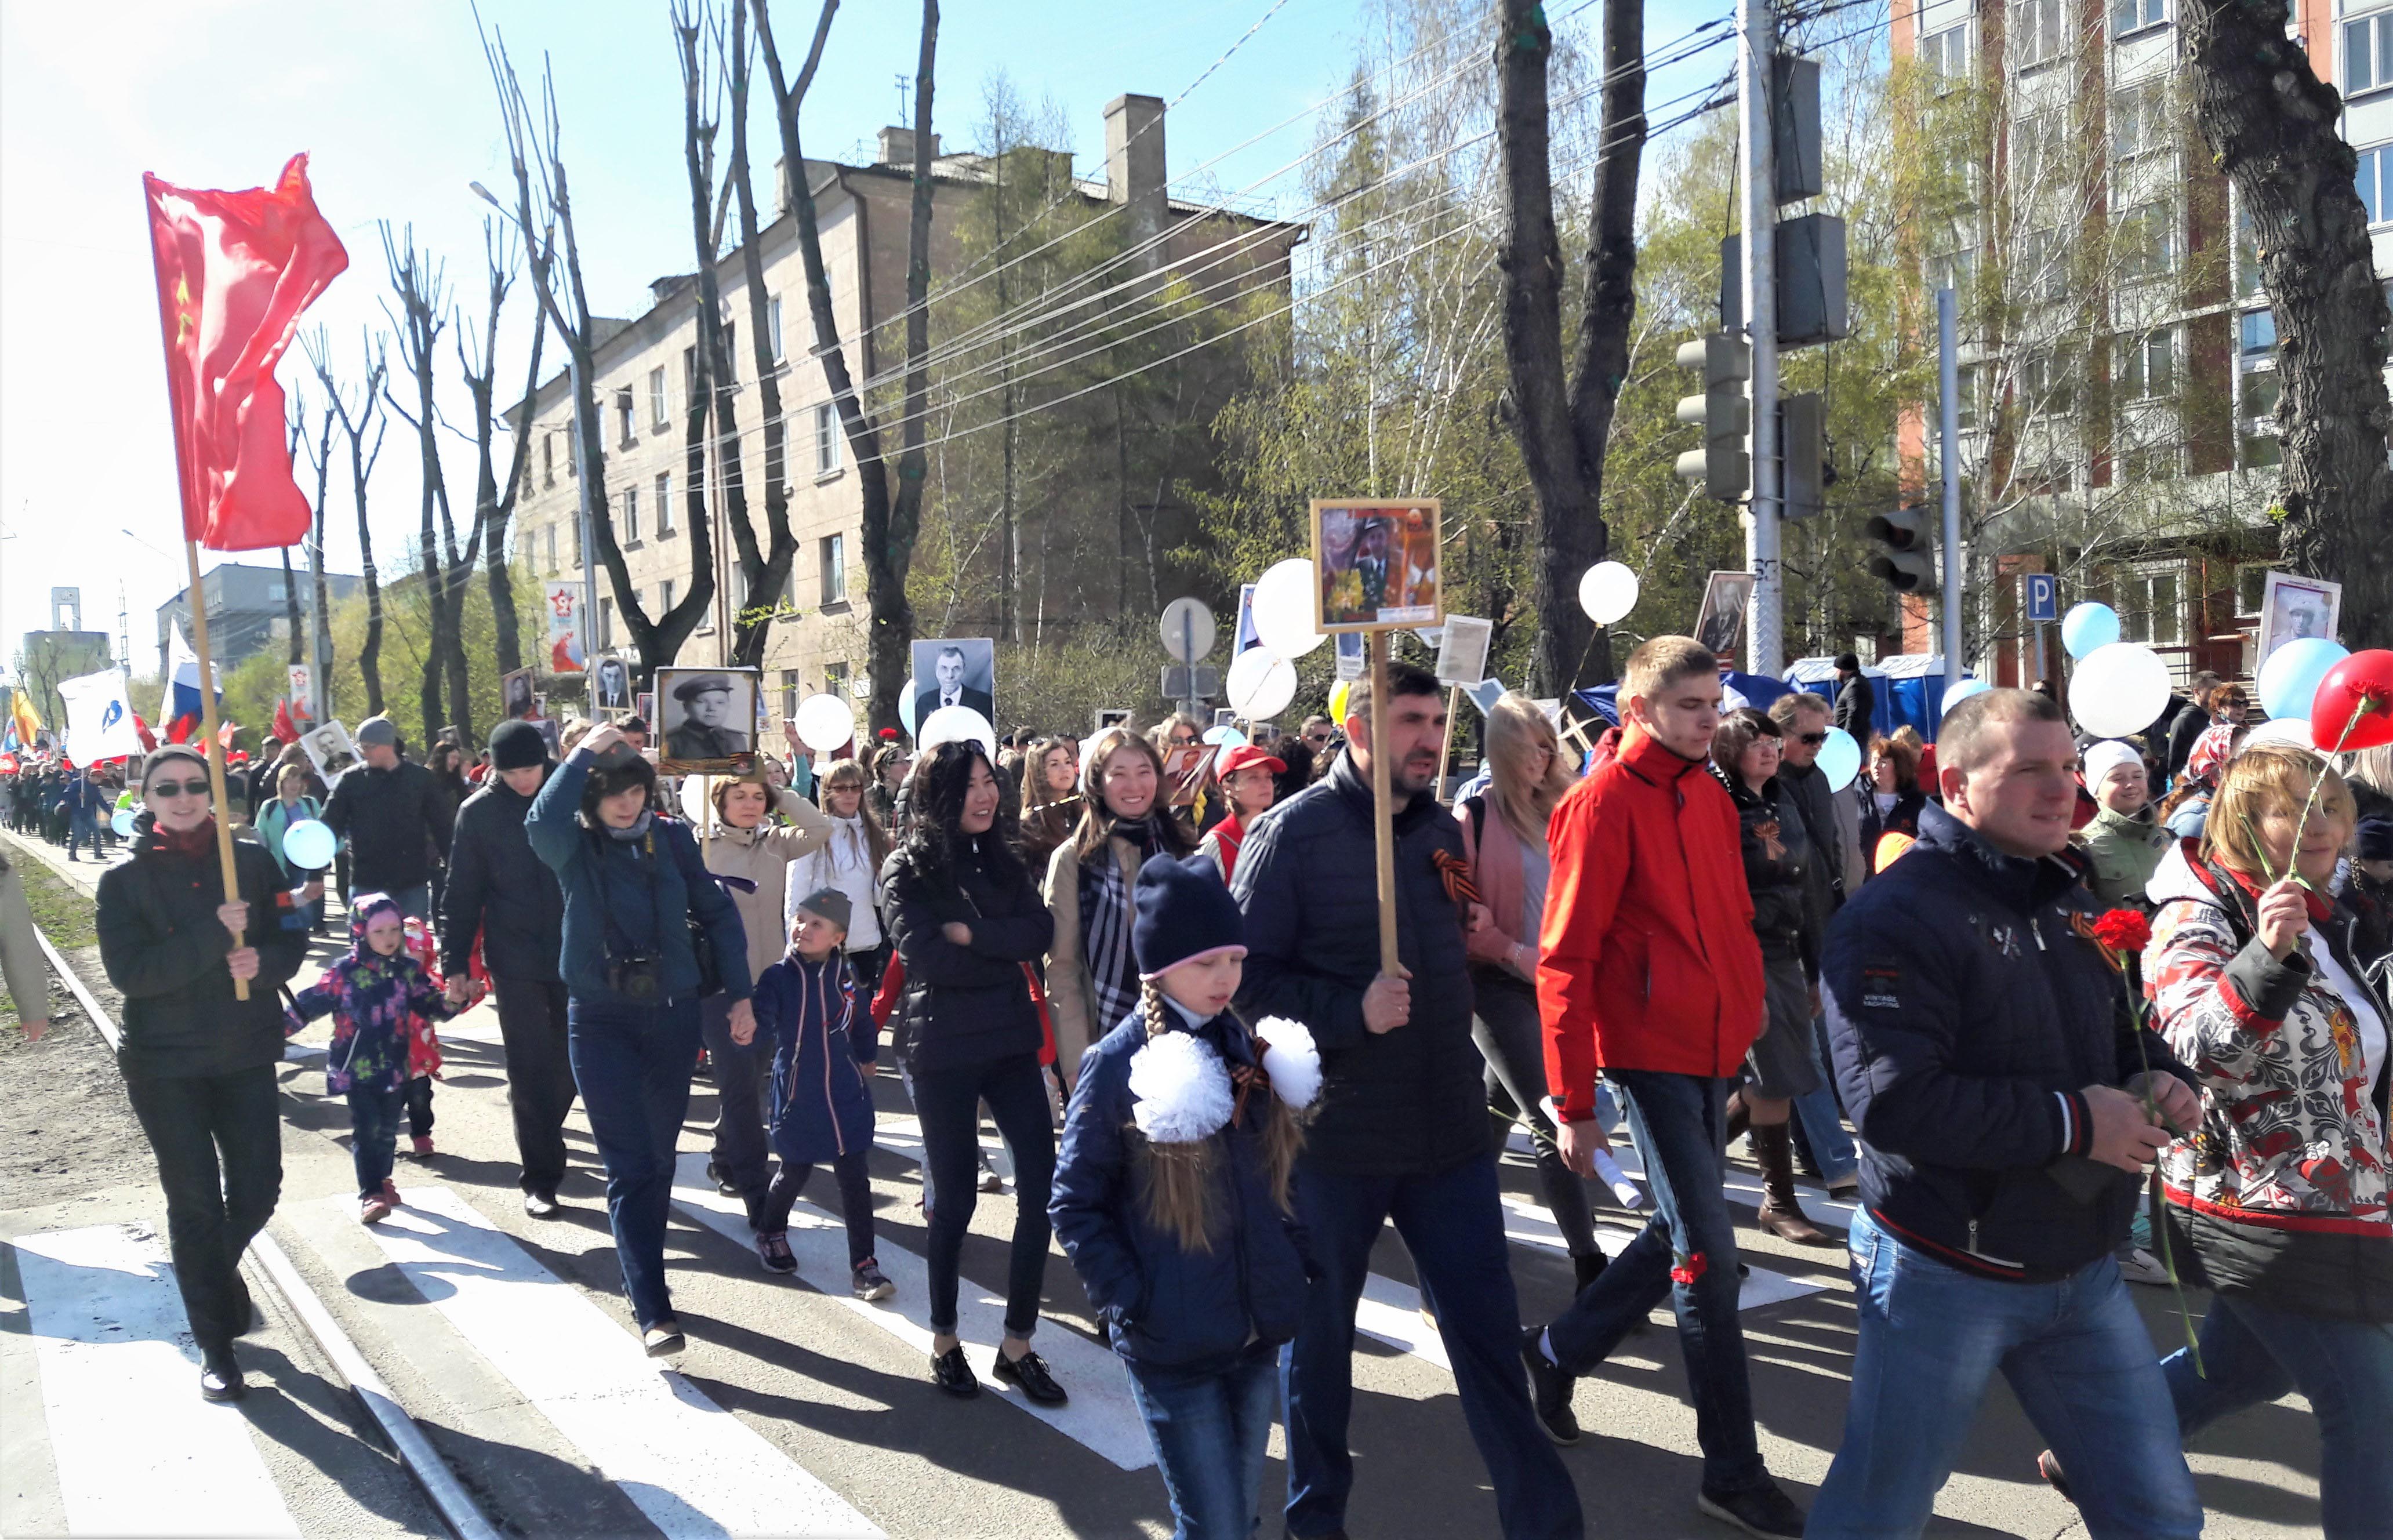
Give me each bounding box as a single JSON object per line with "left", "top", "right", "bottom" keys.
{"left": 149, "top": 779, "right": 212, "bottom": 799}
{"left": 1796, "top": 732, "right": 1829, "bottom": 746}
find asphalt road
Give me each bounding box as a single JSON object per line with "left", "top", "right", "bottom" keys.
{"left": 0, "top": 829, "right": 2329, "bottom": 1539}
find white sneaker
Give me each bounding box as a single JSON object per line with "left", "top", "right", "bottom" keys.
{"left": 2118, "top": 1245, "right": 2172, "bottom": 1286}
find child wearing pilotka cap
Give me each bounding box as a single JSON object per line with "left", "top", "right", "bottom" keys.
{"left": 1050, "top": 853, "right": 1322, "bottom": 1540}
{"left": 750, "top": 887, "right": 894, "bottom": 1301}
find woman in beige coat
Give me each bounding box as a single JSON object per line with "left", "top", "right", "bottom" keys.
{"left": 698, "top": 771, "right": 831, "bottom": 1223}
{"left": 0, "top": 853, "right": 49, "bottom": 1039}
{"left": 1043, "top": 727, "right": 1194, "bottom": 1085}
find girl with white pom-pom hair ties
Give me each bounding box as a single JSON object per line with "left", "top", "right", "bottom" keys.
{"left": 1051, "top": 852, "right": 1323, "bottom": 1540}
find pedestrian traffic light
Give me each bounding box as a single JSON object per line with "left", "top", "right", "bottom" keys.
{"left": 1674, "top": 333, "right": 1751, "bottom": 503}
{"left": 1865, "top": 505, "right": 1936, "bottom": 592}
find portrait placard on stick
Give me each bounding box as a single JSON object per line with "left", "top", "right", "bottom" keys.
{"left": 1310, "top": 499, "right": 1444, "bottom": 631}
{"left": 655, "top": 666, "right": 761, "bottom": 775}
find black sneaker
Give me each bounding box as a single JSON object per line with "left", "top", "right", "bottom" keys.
{"left": 756, "top": 1230, "right": 797, "bottom": 1275}
{"left": 992, "top": 1347, "right": 1068, "bottom": 1405}
{"left": 1697, "top": 1480, "right": 1806, "bottom": 1539}
{"left": 1519, "top": 1325, "right": 1579, "bottom": 1445}
{"left": 199, "top": 1349, "right": 245, "bottom": 1403}
{"left": 707, "top": 1161, "right": 739, "bottom": 1198}
{"left": 931, "top": 1344, "right": 980, "bottom": 1398}
{"left": 851, "top": 1259, "right": 895, "bottom": 1300}
{"left": 2036, "top": 1450, "right": 2075, "bottom": 1504}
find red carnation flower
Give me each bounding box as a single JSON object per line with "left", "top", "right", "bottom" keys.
{"left": 2091, "top": 909, "right": 2152, "bottom": 955}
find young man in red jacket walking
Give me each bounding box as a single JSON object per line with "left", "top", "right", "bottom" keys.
{"left": 1522, "top": 635, "right": 1806, "bottom": 1539}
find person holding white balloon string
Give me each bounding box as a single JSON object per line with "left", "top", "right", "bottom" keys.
{"left": 256, "top": 760, "right": 330, "bottom": 932}
{"left": 786, "top": 757, "right": 894, "bottom": 996}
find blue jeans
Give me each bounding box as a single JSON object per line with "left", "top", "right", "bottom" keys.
{"left": 67, "top": 807, "right": 100, "bottom": 858}
{"left": 1124, "top": 1345, "right": 1280, "bottom": 1540}
{"left": 1809, "top": 1208, "right": 2200, "bottom": 1539}
{"left": 1545, "top": 1069, "right": 1764, "bottom": 1495}
{"left": 567, "top": 994, "right": 705, "bottom": 1330}
{"left": 1791, "top": 1011, "right": 1857, "bottom": 1185}
{"left": 1283, "top": 1152, "right": 1581, "bottom": 1539}
{"left": 2165, "top": 1290, "right": 2393, "bottom": 1539}
{"left": 347, "top": 1083, "right": 406, "bottom": 1200}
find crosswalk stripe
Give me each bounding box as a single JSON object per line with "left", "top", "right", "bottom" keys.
{"left": 14, "top": 1223, "right": 300, "bottom": 1537}
{"left": 1494, "top": 1192, "right": 1828, "bottom": 1309}
{"left": 351, "top": 1186, "right": 883, "bottom": 1539}
{"left": 668, "top": 1154, "right": 1159, "bottom": 1471}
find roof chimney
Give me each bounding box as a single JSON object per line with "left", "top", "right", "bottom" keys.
{"left": 1103, "top": 95, "right": 1167, "bottom": 268}
{"left": 876, "top": 126, "right": 939, "bottom": 167}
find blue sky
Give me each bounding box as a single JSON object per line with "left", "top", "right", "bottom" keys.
{"left": 0, "top": 0, "right": 1719, "bottom": 680}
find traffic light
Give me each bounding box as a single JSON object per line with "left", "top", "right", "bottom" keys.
{"left": 1781, "top": 391, "right": 1827, "bottom": 520}
{"left": 1865, "top": 505, "right": 1936, "bottom": 592}
{"left": 1674, "top": 333, "right": 1751, "bottom": 502}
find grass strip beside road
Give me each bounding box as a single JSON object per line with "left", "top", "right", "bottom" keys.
{"left": 17, "top": 854, "right": 97, "bottom": 951}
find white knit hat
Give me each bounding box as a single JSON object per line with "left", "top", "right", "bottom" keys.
{"left": 2081, "top": 739, "right": 2144, "bottom": 790}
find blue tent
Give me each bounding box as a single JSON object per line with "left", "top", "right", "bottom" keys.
{"left": 1572, "top": 671, "right": 1798, "bottom": 728}
{"left": 1784, "top": 656, "right": 1963, "bottom": 742}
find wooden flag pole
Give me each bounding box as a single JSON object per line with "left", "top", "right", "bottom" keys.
{"left": 1433, "top": 684, "right": 1462, "bottom": 806}
{"left": 181, "top": 538, "right": 249, "bottom": 1000}
{"left": 1367, "top": 630, "right": 1399, "bottom": 976}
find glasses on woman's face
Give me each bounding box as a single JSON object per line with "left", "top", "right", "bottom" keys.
{"left": 148, "top": 779, "right": 211, "bottom": 800}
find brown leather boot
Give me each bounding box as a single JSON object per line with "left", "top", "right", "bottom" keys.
{"left": 1723, "top": 1087, "right": 1751, "bottom": 1152}
{"left": 1752, "top": 1123, "right": 1837, "bottom": 1246}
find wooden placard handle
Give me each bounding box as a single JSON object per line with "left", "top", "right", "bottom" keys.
{"left": 183, "top": 539, "right": 248, "bottom": 1000}
{"left": 1368, "top": 630, "right": 1399, "bottom": 977}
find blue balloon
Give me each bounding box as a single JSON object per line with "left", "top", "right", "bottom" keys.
{"left": 110, "top": 808, "right": 136, "bottom": 838}
{"left": 281, "top": 819, "right": 339, "bottom": 871}
{"left": 1941, "top": 677, "right": 1990, "bottom": 713}
{"left": 2061, "top": 602, "right": 2120, "bottom": 660}
{"left": 1815, "top": 727, "right": 1864, "bottom": 793}
{"left": 2257, "top": 636, "right": 2351, "bottom": 722}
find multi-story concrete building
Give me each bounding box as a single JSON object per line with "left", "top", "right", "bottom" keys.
{"left": 1888, "top": 0, "right": 2383, "bottom": 683}
{"left": 156, "top": 562, "right": 364, "bottom": 674}
{"left": 506, "top": 93, "right": 1301, "bottom": 723}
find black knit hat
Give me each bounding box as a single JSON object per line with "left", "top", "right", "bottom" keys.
{"left": 489, "top": 720, "right": 548, "bottom": 771}
{"left": 2360, "top": 816, "right": 2393, "bottom": 863}
{"left": 139, "top": 744, "right": 210, "bottom": 791}
{"left": 1132, "top": 852, "right": 1247, "bottom": 980}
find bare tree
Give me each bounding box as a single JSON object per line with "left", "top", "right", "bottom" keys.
{"left": 456, "top": 218, "right": 544, "bottom": 682}
{"left": 283, "top": 401, "right": 321, "bottom": 673}
{"left": 753, "top": 0, "right": 940, "bottom": 733}
{"left": 1494, "top": 0, "right": 1646, "bottom": 693}
{"left": 485, "top": 22, "right": 713, "bottom": 689}
{"left": 2179, "top": 0, "right": 2392, "bottom": 645}
{"left": 304, "top": 329, "right": 391, "bottom": 715}
{"left": 296, "top": 392, "right": 338, "bottom": 707}
{"left": 380, "top": 224, "right": 477, "bottom": 743}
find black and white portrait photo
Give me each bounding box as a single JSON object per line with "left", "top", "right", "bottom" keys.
{"left": 302, "top": 720, "right": 360, "bottom": 783}
{"left": 593, "top": 656, "right": 631, "bottom": 713}
{"left": 656, "top": 667, "right": 760, "bottom": 771}
{"left": 910, "top": 638, "right": 995, "bottom": 735}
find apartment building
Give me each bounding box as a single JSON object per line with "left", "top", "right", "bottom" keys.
{"left": 506, "top": 93, "right": 1300, "bottom": 722}
{"left": 1890, "top": 0, "right": 2385, "bottom": 682}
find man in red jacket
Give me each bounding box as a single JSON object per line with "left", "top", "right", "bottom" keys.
{"left": 1520, "top": 635, "right": 1805, "bottom": 1539}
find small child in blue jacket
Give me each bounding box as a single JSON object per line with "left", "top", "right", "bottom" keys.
{"left": 751, "top": 887, "right": 894, "bottom": 1302}
{"left": 1050, "top": 854, "right": 1322, "bottom": 1540}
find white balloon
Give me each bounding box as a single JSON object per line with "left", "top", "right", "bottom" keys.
{"left": 1578, "top": 561, "right": 1640, "bottom": 626}
{"left": 917, "top": 704, "right": 997, "bottom": 758}
{"left": 1815, "top": 727, "right": 1864, "bottom": 793}
{"left": 1251, "top": 558, "right": 1328, "bottom": 659}
{"left": 2069, "top": 642, "right": 2172, "bottom": 740}
{"left": 1941, "top": 677, "right": 1991, "bottom": 713}
{"left": 898, "top": 678, "right": 922, "bottom": 736}
{"left": 2241, "top": 716, "right": 2316, "bottom": 751}
{"left": 1226, "top": 646, "right": 1298, "bottom": 719}
{"left": 793, "top": 692, "right": 856, "bottom": 755}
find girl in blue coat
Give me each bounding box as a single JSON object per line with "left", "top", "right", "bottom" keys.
{"left": 1051, "top": 853, "right": 1323, "bottom": 1540}
{"left": 751, "top": 887, "right": 893, "bottom": 1302}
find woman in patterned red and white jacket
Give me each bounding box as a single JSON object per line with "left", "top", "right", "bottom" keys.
{"left": 2142, "top": 743, "right": 2392, "bottom": 1538}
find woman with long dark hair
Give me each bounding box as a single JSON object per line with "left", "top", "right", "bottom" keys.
{"left": 1045, "top": 726, "right": 1196, "bottom": 1085}
{"left": 524, "top": 724, "right": 751, "bottom": 1356}
{"left": 1015, "top": 735, "right": 1081, "bottom": 872}
{"left": 96, "top": 745, "right": 313, "bottom": 1400}
{"left": 881, "top": 740, "right": 1065, "bottom": 1403}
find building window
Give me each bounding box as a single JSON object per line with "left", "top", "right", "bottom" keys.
{"left": 2111, "top": 79, "right": 2171, "bottom": 161}
{"left": 660, "top": 579, "right": 676, "bottom": 615}
{"left": 622, "top": 484, "right": 640, "bottom": 544}
{"left": 768, "top": 295, "right": 785, "bottom": 363}
{"left": 2021, "top": 350, "right": 2074, "bottom": 417}
{"left": 1927, "top": 246, "right": 1977, "bottom": 302}
{"left": 2012, "top": 0, "right": 2067, "bottom": 68}
{"left": 649, "top": 366, "right": 669, "bottom": 428}
{"left": 2011, "top": 110, "right": 2063, "bottom": 195}
{"left": 2120, "top": 328, "right": 2176, "bottom": 399}
{"left": 655, "top": 471, "right": 674, "bottom": 536}
{"left": 2240, "top": 307, "right": 2278, "bottom": 358}
{"left": 2236, "top": 200, "right": 2264, "bottom": 299}
{"left": 815, "top": 402, "right": 842, "bottom": 475}
{"left": 721, "top": 323, "right": 735, "bottom": 385}
{"left": 2112, "top": 0, "right": 2166, "bottom": 36}
{"left": 598, "top": 597, "right": 613, "bottom": 649}
{"left": 820, "top": 533, "right": 847, "bottom": 605}
{"left": 2114, "top": 203, "right": 2178, "bottom": 279}
{"left": 2235, "top": 563, "right": 2274, "bottom": 615}
{"left": 545, "top": 523, "right": 558, "bottom": 573}
{"left": 2023, "top": 228, "right": 2068, "bottom": 302}
{"left": 616, "top": 388, "right": 634, "bottom": 448}
{"left": 780, "top": 669, "right": 800, "bottom": 720}
{"left": 1920, "top": 23, "right": 1969, "bottom": 77}
{"left": 825, "top": 662, "right": 848, "bottom": 699}
{"left": 2120, "top": 442, "right": 2180, "bottom": 482}
{"left": 565, "top": 419, "right": 579, "bottom": 477}
{"left": 2345, "top": 9, "right": 2393, "bottom": 96}
{"left": 2358, "top": 143, "right": 2393, "bottom": 226}
{"left": 1953, "top": 364, "right": 1980, "bottom": 430}
{"left": 683, "top": 345, "right": 698, "bottom": 402}
{"left": 542, "top": 434, "right": 554, "bottom": 488}
{"left": 2118, "top": 566, "right": 2183, "bottom": 646}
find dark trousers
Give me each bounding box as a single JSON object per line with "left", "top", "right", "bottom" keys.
{"left": 405, "top": 1074, "right": 434, "bottom": 1138}
{"left": 910, "top": 1051, "right": 1055, "bottom": 1338}
{"left": 348, "top": 1083, "right": 405, "bottom": 1198}
{"left": 700, "top": 993, "right": 772, "bottom": 1207}
{"left": 67, "top": 807, "right": 100, "bottom": 859}
{"left": 491, "top": 975, "right": 575, "bottom": 1195}
{"left": 1284, "top": 1153, "right": 1583, "bottom": 1539}
{"left": 567, "top": 994, "right": 703, "bottom": 1330}
{"left": 1545, "top": 1069, "right": 1764, "bottom": 1495}
{"left": 754, "top": 1147, "right": 876, "bottom": 1267}
{"left": 1473, "top": 971, "right": 1601, "bottom": 1258}
{"left": 122, "top": 1066, "right": 282, "bottom": 1356}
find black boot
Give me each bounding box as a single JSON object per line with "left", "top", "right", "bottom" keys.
{"left": 1573, "top": 1250, "right": 1608, "bottom": 1294}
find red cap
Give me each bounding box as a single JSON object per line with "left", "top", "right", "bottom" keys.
{"left": 1216, "top": 744, "right": 1286, "bottom": 779}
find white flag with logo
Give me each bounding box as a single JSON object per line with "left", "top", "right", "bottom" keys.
{"left": 60, "top": 669, "right": 144, "bottom": 764}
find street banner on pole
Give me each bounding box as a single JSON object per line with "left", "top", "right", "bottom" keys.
{"left": 545, "top": 580, "right": 587, "bottom": 673}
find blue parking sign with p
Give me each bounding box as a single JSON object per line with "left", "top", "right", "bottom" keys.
{"left": 2024, "top": 573, "right": 2058, "bottom": 623}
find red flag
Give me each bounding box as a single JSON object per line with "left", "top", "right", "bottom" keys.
{"left": 218, "top": 720, "right": 240, "bottom": 750}
{"left": 144, "top": 155, "right": 348, "bottom": 551}
{"left": 272, "top": 698, "right": 300, "bottom": 744}
{"left": 132, "top": 713, "right": 158, "bottom": 752}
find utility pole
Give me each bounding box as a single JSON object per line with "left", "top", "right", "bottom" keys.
{"left": 1937, "top": 286, "right": 1963, "bottom": 695}
{"left": 1738, "top": 0, "right": 1782, "bottom": 677}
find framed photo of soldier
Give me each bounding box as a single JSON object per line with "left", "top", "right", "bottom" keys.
{"left": 1310, "top": 498, "right": 1443, "bottom": 631}
{"left": 910, "top": 638, "right": 996, "bottom": 736}
{"left": 593, "top": 655, "right": 632, "bottom": 713}
{"left": 2255, "top": 571, "right": 2340, "bottom": 665}
{"left": 1695, "top": 571, "right": 1756, "bottom": 661}
{"left": 655, "top": 666, "right": 760, "bottom": 773}
{"left": 502, "top": 666, "right": 538, "bottom": 722}
{"left": 302, "top": 720, "right": 360, "bottom": 784}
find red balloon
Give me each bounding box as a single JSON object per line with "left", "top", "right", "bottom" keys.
{"left": 2310, "top": 649, "right": 2393, "bottom": 750}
